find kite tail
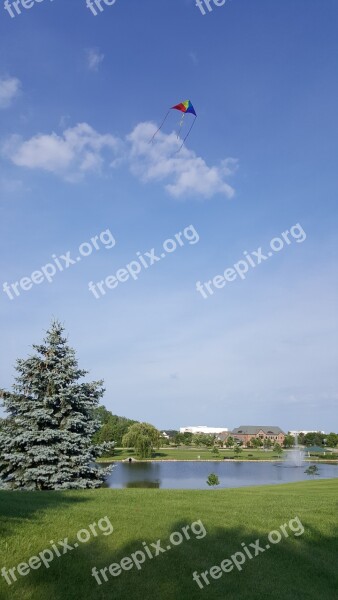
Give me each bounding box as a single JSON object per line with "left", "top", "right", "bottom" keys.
{"left": 149, "top": 110, "right": 170, "bottom": 143}
{"left": 173, "top": 115, "right": 197, "bottom": 155}
{"left": 177, "top": 112, "right": 185, "bottom": 139}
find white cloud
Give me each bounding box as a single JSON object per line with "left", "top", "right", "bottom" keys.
{"left": 127, "top": 122, "right": 237, "bottom": 199}
{"left": 86, "top": 48, "right": 104, "bottom": 71}
{"left": 0, "top": 76, "right": 21, "bottom": 109}
{"left": 3, "top": 123, "right": 120, "bottom": 181}
{"left": 3, "top": 120, "right": 238, "bottom": 198}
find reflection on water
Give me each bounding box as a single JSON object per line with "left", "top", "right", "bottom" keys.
{"left": 126, "top": 480, "right": 160, "bottom": 489}
{"left": 104, "top": 460, "right": 338, "bottom": 490}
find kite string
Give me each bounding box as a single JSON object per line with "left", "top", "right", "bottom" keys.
{"left": 149, "top": 110, "right": 170, "bottom": 143}
{"left": 173, "top": 116, "right": 197, "bottom": 155}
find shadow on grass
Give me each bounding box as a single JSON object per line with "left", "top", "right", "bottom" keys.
{"left": 0, "top": 490, "right": 90, "bottom": 537}
{"left": 113, "top": 449, "right": 135, "bottom": 457}
{"left": 152, "top": 452, "right": 169, "bottom": 458}
{"left": 2, "top": 517, "right": 338, "bottom": 600}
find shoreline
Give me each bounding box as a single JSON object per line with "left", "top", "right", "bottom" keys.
{"left": 97, "top": 458, "right": 338, "bottom": 464}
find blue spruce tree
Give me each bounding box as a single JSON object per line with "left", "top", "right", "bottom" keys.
{"left": 0, "top": 320, "right": 112, "bottom": 490}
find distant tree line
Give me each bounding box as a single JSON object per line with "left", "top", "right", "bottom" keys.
{"left": 171, "top": 432, "right": 216, "bottom": 447}
{"left": 92, "top": 406, "right": 138, "bottom": 447}
{"left": 153, "top": 431, "right": 338, "bottom": 450}
{"left": 296, "top": 431, "right": 338, "bottom": 448}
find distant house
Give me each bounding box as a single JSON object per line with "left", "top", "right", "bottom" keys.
{"left": 218, "top": 426, "right": 285, "bottom": 446}
{"left": 160, "top": 430, "right": 178, "bottom": 439}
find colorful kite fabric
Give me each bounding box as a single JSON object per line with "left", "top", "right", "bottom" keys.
{"left": 149, "top": 100, "right": 197, "bottom": 153}
{"left": 171, "top": 100, "right": 197, "bottom": 117}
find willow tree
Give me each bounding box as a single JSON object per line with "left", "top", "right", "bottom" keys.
{"left": 123, "top": 422, "right": 160, "bottom": 459}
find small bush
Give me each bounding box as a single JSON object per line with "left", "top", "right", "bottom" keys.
{"left": 207, "top": 473, "right": 220, "bottom": 486}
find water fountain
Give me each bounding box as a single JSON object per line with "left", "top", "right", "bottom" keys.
{"left": 284, "top": 433, "right": 305, "bottom": 467}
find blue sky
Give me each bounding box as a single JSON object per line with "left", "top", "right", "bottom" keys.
{"left": 0, "top": 0, "right": 337, "bottom": 432}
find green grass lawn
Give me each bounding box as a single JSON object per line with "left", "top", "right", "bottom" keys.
{"left": 98, "top": 447, "right": 338, "bottom": 463}
{"left": 98, "top": 447, "right": 286, "bottom": 462}
{"left": 0, "top": 479, "right": 337, "bottom": 600}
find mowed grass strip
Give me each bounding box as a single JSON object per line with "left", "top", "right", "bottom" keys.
{"left": 0, "top": 479, "right": 337, "bottom": 600}
{"left": 98, "top": 447, "right": 286, "bottom": 461}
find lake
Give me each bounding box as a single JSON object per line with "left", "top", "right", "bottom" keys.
{"left": 104, "top": 460, "right": 338, "bottom": 489}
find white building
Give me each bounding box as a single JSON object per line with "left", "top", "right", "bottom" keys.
{"left": 289, "top": 430, "right": 325, "bottom": 436}
{"left": 180, "top": 426, "right": 228, "bottom": 435}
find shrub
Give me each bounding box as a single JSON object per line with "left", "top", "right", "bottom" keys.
{"left": 206, "top": 473, "right": 220, "bottom": 486}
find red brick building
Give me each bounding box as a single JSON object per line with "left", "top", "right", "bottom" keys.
{"left": 219, "top": 426, "right": 285, "bottom": 447}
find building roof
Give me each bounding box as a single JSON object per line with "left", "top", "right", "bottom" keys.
{"left": 232, "top": 426, "right": 285, "bottom": 435}
{"left": 217, "top": 432, "right": 230, "bottom": 440}
{"left": 305, "top": 445, "right": 326, "bottom": 453}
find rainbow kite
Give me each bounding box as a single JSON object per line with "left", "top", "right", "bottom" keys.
{"left": 171, "top": 100, "right": 197, "bottom": 116}
{"left": 150, "top": 100, "right": 197, "bottom": 153}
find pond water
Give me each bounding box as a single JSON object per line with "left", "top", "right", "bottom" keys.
{"left": 104, "top": 460, "right": 338, "bottom": 490}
